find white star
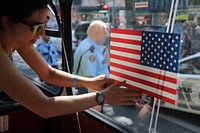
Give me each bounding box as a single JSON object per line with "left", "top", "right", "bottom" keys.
{"left": 174, "top": 60, "right": 177, "bottom": 63}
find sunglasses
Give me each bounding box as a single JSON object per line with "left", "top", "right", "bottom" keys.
{"left": 20, "top": 16, "right": 50, "bottom": 34}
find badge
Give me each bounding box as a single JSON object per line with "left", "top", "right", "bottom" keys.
{"left": 89, "top": 55, "right": 95, "bottom": 62}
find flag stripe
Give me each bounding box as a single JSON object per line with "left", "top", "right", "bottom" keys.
{"left": 110, "top": 45, "right": 141, "bottom": 55}
{"left": 110, "top": 62, "right": 177, "bottom": 87}
{"left": 110, "top": 41, "right": 141, "bottom": 50}
{"left": 111, "top": 75, "right": 177, "bottom": 104}
{"left": 111, "top": 28, "right": 142, "bottom": 36}
{"left": 110, "top": 54, "right": 177, "bottom": 84}
{"left": 111, "top": 37, "right": 141, "bottom": 46}
{"left": 110, "top": 69, "right": 177, "bottom": 94}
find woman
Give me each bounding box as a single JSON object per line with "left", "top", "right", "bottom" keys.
{"left": 0, "top": 0, "right": 141, "bottom": 118}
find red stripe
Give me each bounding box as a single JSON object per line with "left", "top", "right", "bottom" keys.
{"left": 110, "top": 45, "right": 141, "bottom": 55}
{"left": 111, "top": 70, "right": 177, "bottom": 95}
{"left": 110, "top": 55, "right": 177, "bottom": 84}
{"left": 115, "top": 79, "right": 176, "bottom": 104}
{"left": 111, "top": 28, "right": 142, "bottom": 36}
{"left": 110, "top": 37, "right": 141, "bottom": 46}
{"left": 110, "top": 54, "right": 140, "bottom": 64}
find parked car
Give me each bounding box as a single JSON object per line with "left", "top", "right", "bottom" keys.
{"left": 74, "top": 21, "right": 90, "bottom": 44}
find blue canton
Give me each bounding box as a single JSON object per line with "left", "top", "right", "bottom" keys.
{"left": 140, "top": 31, "right": 180, "bottom": 73}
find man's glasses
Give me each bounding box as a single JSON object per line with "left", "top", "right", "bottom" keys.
{"left": 20, "top": 16, "right": 50, "bottom": 34}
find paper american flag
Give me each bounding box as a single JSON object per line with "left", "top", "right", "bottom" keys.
{"left": 110, "top": 28, "right": 180, "bottom": 104}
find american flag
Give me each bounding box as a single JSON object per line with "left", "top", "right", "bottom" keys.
{"left": 110, "top": 28, "right": 180, "bottom": 104}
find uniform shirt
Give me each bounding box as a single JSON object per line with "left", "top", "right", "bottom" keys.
{"left": 74, "top": 37, "right": 109, "bottom": 77}
{"left": 36, "top": 40, "right": 58, "bottom": 67}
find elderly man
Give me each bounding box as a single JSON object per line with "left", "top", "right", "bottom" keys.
{"left": 74, "top": 20, "right": 109, "bottom": 95}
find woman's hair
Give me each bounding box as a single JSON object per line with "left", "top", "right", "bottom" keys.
{"left": 0, "top": 0, "right": 49, "bottom": 28}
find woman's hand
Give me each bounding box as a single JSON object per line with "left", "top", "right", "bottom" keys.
{"left": 87, "top": 74, "right": 115, "bottom": 91}
{"left": 102, "top": 81, "right": 142, "bottom": 106}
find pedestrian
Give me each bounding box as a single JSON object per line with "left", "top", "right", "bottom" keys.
{"left": 73, "top": 20, "right": 110, "bottom": 94}
{"left": 0, "top": 0, "right": 141, "bottom": 118}
{"left": 181, "top": 31, "right": 192, "bottom": 58}
{"left": 36, "top": 34, "right": 59, "bottom": 69}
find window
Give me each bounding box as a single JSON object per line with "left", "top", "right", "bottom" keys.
{"left": 71, "top": 0, "right": 200, "bottom": 132}
{"left": 11, "top": 0, "right": 200, "bottom": 132}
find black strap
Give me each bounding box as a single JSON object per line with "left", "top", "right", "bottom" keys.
{"left": 76, "top": 45, "right": 95, "bottom": 74}
{"left": 102, "top": 47, "right": 106, "bottom": 55}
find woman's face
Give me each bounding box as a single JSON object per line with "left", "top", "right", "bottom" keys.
{"left": 10, "top": 8, "right": 48, "bottom": 47}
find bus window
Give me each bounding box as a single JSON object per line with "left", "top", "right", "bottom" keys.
{"left": 72, "top": 0, "right": 200, "bottom": 133}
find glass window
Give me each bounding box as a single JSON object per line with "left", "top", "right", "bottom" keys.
{"left": 72, "top": 0, "right": 200, "bottom": 132}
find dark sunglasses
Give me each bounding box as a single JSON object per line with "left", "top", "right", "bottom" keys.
{"left": 20, "top": 16, "right": 50, "bottom": 34}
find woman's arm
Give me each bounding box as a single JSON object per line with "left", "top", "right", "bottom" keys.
{"left": 0, "top": 55, "right": 141, "bottom": 118}
{"left": 17, "top": 45, "right": 113, "bottom": 90}
{"left": 0, "top": 56, "right": 97, "bottom": 117}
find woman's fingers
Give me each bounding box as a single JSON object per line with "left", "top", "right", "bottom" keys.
{"left": 103, "top": 82, "right": 142, "bottom": 106}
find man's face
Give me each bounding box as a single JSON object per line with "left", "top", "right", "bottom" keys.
{"left": 99, "top": 28, "right": 109, "bottom": 44}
